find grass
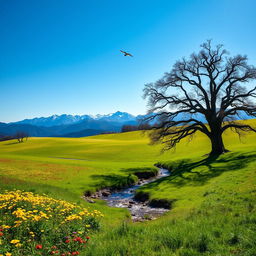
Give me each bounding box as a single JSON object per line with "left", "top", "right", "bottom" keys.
{"left": 0, "top": 119, "right": 256, "bottom": 255}
{"left": 85, "top": 151, "right": 256, "bottom": 255}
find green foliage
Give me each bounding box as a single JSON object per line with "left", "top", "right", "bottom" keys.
{"left": 149, "top": 198, "right": 176, "bottom": 209}
{"left": 125, "top": 167, "right": 158, "bottom": 179}
{"left": 134, "top": 190, "right": 150, "bottom": 202}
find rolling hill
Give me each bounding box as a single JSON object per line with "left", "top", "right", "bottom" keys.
{"left": 0, "top": 119, "right": 255, "bottom": 255}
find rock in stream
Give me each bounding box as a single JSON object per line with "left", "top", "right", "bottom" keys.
{"left": 100, "top": 168, "right": 170, "bottom": 221}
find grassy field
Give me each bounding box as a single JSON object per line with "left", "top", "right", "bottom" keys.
{"left": 0, "top": 119, "right": 256, "bottom": 255}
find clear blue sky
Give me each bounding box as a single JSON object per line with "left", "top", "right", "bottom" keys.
{"left": 1, "top": 0, "right": 256, "bottom": 122}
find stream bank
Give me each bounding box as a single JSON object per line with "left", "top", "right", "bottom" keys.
{"left": 85, "top": 168, "right": 171, "bottom": 221}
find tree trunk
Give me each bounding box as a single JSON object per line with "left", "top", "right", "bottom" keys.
{"left": 209, "top": 129, "right": 227, "bottom": 156}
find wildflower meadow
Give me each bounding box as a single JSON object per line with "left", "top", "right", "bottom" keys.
{"left": 0, "top": 190, "right": 103, "bottom": 256}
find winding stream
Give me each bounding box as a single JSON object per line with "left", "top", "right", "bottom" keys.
{"left": 101, "top": 168, "right": 170, "bottom": 221}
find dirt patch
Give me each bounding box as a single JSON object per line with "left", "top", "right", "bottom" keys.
{"left": 0, "top": 158, "right": 13, "bottom": 163}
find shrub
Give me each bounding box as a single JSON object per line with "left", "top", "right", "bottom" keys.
{"left": 134, "top": 191, "right": 150, "bottom": 202}
{"left": 149, "top": 199, "right": 176, "bottom": 209}
{"left": 133, "top": 167, "right": 158, "bottom": 179}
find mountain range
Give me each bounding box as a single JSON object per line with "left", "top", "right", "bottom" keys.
{"left": 0, "top": 112, "right": 140, "bottom": 138}
{"left": 13, "top": 111, "right": 136, "bottom": 127}
{"left": 0, "top": 111, "right": 254, "bottom": 138}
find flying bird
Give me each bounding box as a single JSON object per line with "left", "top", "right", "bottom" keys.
{"left": 120, "top": 50, "right": 133, "bottom": 57}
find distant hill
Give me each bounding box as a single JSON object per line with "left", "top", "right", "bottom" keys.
{"left": 1, "top": 111, "right": 254, "bottom": 138}
{"left": 1, "top": 112, "right": 139, "bottom": 137}
{"left": 0, "top": 123, "right": 52, "bottom": 137}
{"left": 0, "top": 120, "right": 123, "bottom": 138}
{"left": 60, "top": 129, "right": 105, "bottom": 138}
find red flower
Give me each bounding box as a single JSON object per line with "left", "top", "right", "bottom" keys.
{"left": 36, "top": 244, "right": 43, "bottom": 250}
{"left": 71, "top": 252, "right": 79, "bottom": 255}
{"left": 73, "top": 237, "right": 83, "bottom": 243}
{"left": 0, "top": 232, "right": 3, "bottom": 236}
{"left": 65, "top": 240, "right": 70, "bottom": 243}
{"left": 52, "top": 246, "right": 57, "bottom": 249}
{"left": 86, "top": 236, "right": 90, "bottom": 240}
{"left": 0, "top": 228, "right": 3, "bottom": 231}
{"left": 76, "top": 237, "right": 84, "bottom": 243}
{"left": 50, "top": 251, "right": 56, "bottom": 255}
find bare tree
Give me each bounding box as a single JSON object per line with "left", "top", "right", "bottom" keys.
{"left": 15, "top": 132, "right": 29, "bottom": 143}
{"left": 143, "top": 40, "right": 256, "bottom": 156}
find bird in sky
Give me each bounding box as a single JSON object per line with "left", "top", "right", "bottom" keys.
{"left": 120, "top": 50, "right": 133, "bottom": 57}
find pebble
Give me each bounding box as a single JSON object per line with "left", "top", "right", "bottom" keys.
{"left": 85, "top": 168, "right": 170, "bottom": 221}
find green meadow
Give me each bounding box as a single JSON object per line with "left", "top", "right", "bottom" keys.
{"left": 0, "top": 119, "right": 256, "bottom": 255}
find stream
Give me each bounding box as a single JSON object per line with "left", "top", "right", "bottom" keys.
{"left": 100, "top": 168, "right": 170, "bottom": 221}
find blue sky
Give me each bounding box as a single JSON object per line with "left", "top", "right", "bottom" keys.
{"left": 1, "top": 0, "right": 256, "bottom": 122}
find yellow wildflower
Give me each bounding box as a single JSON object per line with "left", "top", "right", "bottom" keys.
{"left": 2, "top": 225, "right": 10, "bottom": 229}
{"left": 10, "top": 239, "right": 20, "bottom": 244}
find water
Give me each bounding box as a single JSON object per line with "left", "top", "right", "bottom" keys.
{"left": 101, "top": 168, "right": 170, "bottom": 221}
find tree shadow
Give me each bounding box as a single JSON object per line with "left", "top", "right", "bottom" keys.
{"left": 89, "top": 151, "right": 256, "bottom": 192}
{"left": 4, "top": 141, "right": 20, "bottom": 145}
{"left": 145, "top": 151, "right": 256, "bottom": 188}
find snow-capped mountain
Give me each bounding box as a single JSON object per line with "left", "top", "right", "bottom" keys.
{"left": 1, "top": 111, "right": 254, "bottom": 139}
{"left": 0, "top": 112, "right": 139, "bottom": 138}
{"left": 11, "top": 112, "right": 138, "bottom": 127}
{"left": 93, "top": 111, "right": 136, "bottom": 123}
